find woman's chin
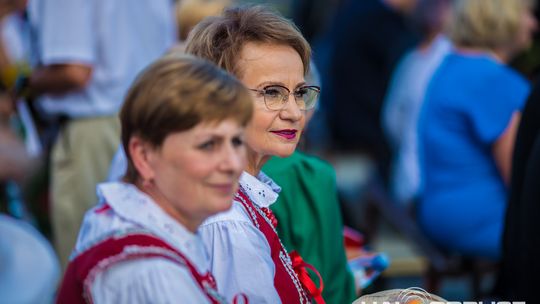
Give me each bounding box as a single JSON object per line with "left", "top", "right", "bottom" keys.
{"left": 271, "top": 141, "right": 299, "bottom": 157}
{"left": 272, "top": 148, "right": 296, "bottom": 158}
{"left": 210, "top": 199, "right": 234, "bottom": 215}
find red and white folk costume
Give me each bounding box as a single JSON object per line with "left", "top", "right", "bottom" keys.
{"left": 199, "top": 172, "right": 324, "bottom": 304}
{"left": 56, "top": 182, "right": 227, "bottom": 304}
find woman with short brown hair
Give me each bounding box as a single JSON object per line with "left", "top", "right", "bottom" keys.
{"left": 56, "top": 54, "right": 252, "bottom": 303}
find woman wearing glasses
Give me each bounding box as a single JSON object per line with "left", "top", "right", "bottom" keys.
{"left": 186, "top": 5, "right": 323, "bottom": 303}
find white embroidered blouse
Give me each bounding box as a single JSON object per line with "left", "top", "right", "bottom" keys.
{"left": 73, "top": 182, "right": 213, "bottom": 303}
{"left": 199, "top": 171, "right": 283, "bottom": 304}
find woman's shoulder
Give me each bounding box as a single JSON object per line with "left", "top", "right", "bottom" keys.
{"left": 482, "top": 64, "right": 531, "bottom": 107}
{"left": 74, "top": 204, "right": 137, "bottom": 256}
{"left": 466, "top": 55, "right": 529, "bottom": 92}
{"left": 496, "top": 65, "right": 530, "bottom": 92}
{"left": 200, "top": 200, "right": 253, "bottom": 226}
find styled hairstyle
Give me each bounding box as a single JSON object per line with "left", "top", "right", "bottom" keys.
{"left": 447, "top": 0, "right": 535, "bottom": 49}
{"left": 120, "top": 54, "right": 253, "bottom": 183}
{"left": 185, "top": 4, "right": 311, "bottom": 77}
{"left": 176, "top": 0, "right": 232, "bottom": 41}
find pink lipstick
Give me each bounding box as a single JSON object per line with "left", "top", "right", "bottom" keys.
{"left": 271, "top": 129, "right": 297, "bottom": 140}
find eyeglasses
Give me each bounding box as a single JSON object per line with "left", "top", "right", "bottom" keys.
{"left": 249, "top": 85, "right": 320, "bottom": 111}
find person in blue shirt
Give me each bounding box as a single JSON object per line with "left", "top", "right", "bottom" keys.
{"left": 417, "top": 0, "right": 537, "bottom": 260}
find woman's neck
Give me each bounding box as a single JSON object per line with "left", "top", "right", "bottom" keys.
{"left": 135, "top": 181, "right": 200, "bottom": 233}
{"left": 492, "top": 48, "right": 513, "bottom": 64}
{"left": 245, "top": 149, "right": 270, "bottom": 176}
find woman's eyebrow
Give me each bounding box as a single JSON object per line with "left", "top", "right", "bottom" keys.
{"left": 256, "top": 81, "right": 285, "bottom": 88}
{"left": 294, "top": 82, "right": 307, "bottom": 90}
{"left": 256, "top": 81, "right": 307, "bottom": 90}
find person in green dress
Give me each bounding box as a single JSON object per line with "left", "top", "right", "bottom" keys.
{"left": 264, "top": 152, "right": 357, "bottom": 304}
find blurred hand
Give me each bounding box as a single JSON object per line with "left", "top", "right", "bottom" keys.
{"left": 0, "top": 93, "right": 14, "bottom": 121}
{"left": 0, "top": 124, "right": 32, "bottom": 181}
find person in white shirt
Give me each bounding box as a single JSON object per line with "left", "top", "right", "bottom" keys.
{"left": 382, "top": 0, "right": 453, "bottom": 205}
{"left": 186, "top": 5, "right": 324, "bottom": 303}
{"left": 55, "top": 54, "right": 253, "bottom": 303}
{"left": 27, "top": 0, "right": 176, "bottom": 267}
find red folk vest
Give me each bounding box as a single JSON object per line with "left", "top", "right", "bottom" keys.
{"left": 56, "top": 232, "right": 226, "bottom": 304}
{"left": 235, "top": 188, "right": 325, "bottom": 304}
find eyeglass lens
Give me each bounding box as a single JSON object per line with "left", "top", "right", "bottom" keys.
{"left": 262, "top": 86, "right": 318, "bottom": 110}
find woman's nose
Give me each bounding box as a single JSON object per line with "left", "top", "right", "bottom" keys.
{"left": 279, "top": 94, "right": 304, "bottom": 122}
{"left": 220, "top": 144, "right": 246, "bottom": 173}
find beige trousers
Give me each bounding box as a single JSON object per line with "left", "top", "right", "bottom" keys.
{"left": 50, "top": 115, "right": 120, "bottom": 268}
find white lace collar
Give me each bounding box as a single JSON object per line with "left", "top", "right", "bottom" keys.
{"left": 96, "top": 182, "right": 207, "bottom": 267}
{"left": 238, "top": 171, "right": 281, "bottom": 208}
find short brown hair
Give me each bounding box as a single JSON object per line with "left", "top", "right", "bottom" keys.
{"left": 447, "top": 0, "right": 535, "bottom": 49}
{"left": 120, "top": 54, "right": 253, "bottom": 183}
{"left": 185, "top": 5, "right": 311, "bottom": 77}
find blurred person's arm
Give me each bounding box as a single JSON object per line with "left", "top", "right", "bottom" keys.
{"left": 29, "top": 63, "right": 92, "bottom": 96}
{"left": 0, "top": 31, "right": 9, "bottom": 73}
{"left": 493, "top": 111, "right": 521, "bottom": 185}
{"left": 0, "top": 123, "right": 34, "bottom": 182}
{"left": 27, "top": 0, "right": 96, "bottom": 98}
{"left": 0, "top": 94, "right": 38, "bottom": 182}
{"left": 0, "top": 0, "right": 28, "bottom": 69}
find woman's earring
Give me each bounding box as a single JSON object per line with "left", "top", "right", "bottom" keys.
{"left": 143, "top": 178, "right": 153, "bottom": 188}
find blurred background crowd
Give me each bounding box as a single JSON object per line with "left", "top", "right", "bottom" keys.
{"left": 2, "top": 0, "right": 540, "bottom": 302}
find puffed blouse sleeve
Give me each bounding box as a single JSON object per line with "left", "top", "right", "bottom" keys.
{"left": 199, "top": 202, "right": 282, "bottom": 304}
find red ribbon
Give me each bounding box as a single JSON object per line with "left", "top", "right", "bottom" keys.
{"left": 289, "top": 250, "right": 326, "bottom": 304}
